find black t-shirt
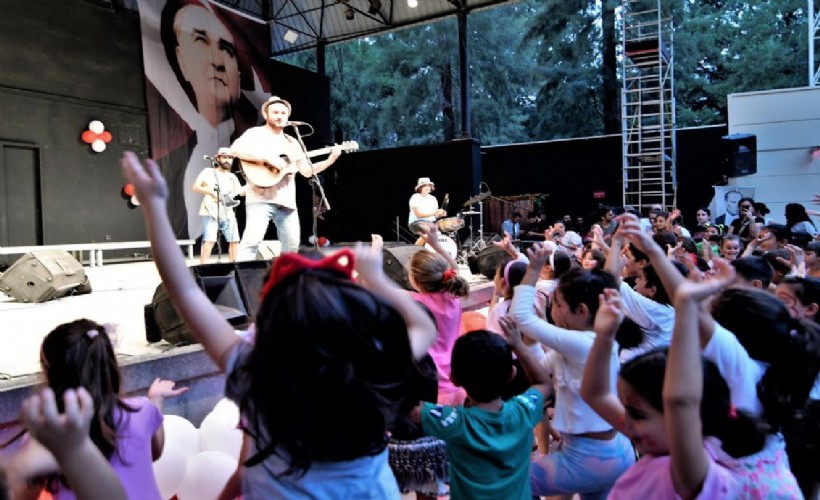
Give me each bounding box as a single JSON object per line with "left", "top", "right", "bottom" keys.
{"left": 730, "top": 216, "right": 764, "bottom": 240}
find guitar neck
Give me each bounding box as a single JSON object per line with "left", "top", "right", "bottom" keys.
{"left": 304, "top": 146, "right": 335, "bottom": 159}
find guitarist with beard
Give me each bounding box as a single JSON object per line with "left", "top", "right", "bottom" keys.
{"left": 229, "top": 96, "right": 342, "bottom": 257}
{"left": 192, "top": 147, "right": 244, "bottom": 264}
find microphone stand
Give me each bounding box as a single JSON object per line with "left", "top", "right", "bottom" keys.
{"left": 289, "top": 124, "right": 329, "bottom": 249}
{"left": 211, "top": 161, "right": 223, "bottom": 263}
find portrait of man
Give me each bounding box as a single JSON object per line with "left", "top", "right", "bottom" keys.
{"left": 139, "top": 0, "right": 273, "bottom": 239}
{"left": 713, "top": 187, "right": 754, "bottom": 228}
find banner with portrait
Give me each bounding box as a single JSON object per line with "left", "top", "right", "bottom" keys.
{"left": 138, "top": 0, "right": 275, "bottom": 239}
{"left": 710, "top": 186, "right": 755, "bottom": 230}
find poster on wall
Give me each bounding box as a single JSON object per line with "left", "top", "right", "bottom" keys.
{"left": 138, "top": 0, "right": 274, "bottom": 239}
{"left": 710, "top": 186, "right": 755, "bottom": 229}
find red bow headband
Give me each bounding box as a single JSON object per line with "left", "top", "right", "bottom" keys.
{"left": 260, "top": 248, "right": 356, "bottom": 299}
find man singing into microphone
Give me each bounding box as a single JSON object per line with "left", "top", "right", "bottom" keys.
{"left": 229, "top": 96, "right": 341, "bottom": 257}
{"left": 192, "top": 148, "right": 244, "bottom": 263}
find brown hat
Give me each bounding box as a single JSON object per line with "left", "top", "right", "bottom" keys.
{"left": 261, "top": 95, "right": 292, "bottom": 116}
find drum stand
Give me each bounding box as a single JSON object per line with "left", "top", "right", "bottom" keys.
{"left": 462, "top": 201, "right": 486, "bottom": 254}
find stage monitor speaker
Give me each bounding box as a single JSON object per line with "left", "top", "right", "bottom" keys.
{"left": 256, "top": 240, "right": 281, "bottom": 260}
{"left": 0, "top": 250, "right": 91, "bottom": 303}
{"left": 722, "top": 133, "right": 757, "bottom": 177}
{"left": 147, "top": 260, "right": 272, "bottom": 345}
{"left": 381, "top": 244, "right": 425, "bottom": 291}
{"left": 470, "top": 246, "right": 508, "bottom": 280}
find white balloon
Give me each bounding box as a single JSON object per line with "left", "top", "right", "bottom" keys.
{"left": 152, "top": 442, "right": 186, "bottom": 500}
{"left": 88, "top": 120, "right": 104, "bottom": 134}
{"left": 91, "top": 139, "right": 106, "bottom": 152}
{"left": 163, "top": 415, "right": 199, "bottom": 460}
{"left": 176, "top": 451, "right": 237, "bottom": 500}
{"left": 130, "top": 195, "right": 140, "bottom": 206}
{"left": 198, "top": 401, "right": 242, "bottom": 460}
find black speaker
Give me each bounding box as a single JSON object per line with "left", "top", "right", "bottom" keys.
{"left": 381, "top": 244, "right": 425, "bottom": 291}
{"left": 722, "top": 133, "right": 757, "bottom": 177}
{"left": 0, "top": 251, "right": 91, "bottom": 303}
{"left": 470, "top": 246, "right": 508, "bottom": 280}
{"left": 147, "top": 260, "right": 272, "bottom": 345}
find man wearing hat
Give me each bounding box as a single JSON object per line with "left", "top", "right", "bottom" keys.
{"left": 192, "top": 147, "right": 244, "bottom": 263}
{"left": 408, "top": 177, "right": 446, "bottom": 237}
{"left": 229, "top": 96, "right": 342, "bottom": 256}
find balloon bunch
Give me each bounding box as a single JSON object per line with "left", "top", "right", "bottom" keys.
{"left": 81, "top": 120, "right": 113, "bottom": 153}
{"left": 153, "top": 399, "right": 242, "bottom": 500}
{"left": 121, "top": 183, "right": 140, "bottom": 209}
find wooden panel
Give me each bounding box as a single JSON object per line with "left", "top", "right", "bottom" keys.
{"left": 731, "top": 120, "right": 820, "bottom": 152}
{"left": 729, "top": 87, "right": 820, "bottom": 126}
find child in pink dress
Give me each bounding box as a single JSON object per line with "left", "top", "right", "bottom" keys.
{"left": 582, "top": 260, "right": 769, "bottom": 499}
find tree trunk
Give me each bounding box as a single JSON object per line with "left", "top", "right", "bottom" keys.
{"left": 440, "top": 60, "right": 456, "bottom": 141}
{"left": 601, "top": 0, "right": 619, "bottom": 134}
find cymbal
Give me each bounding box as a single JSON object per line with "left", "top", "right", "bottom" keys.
{"left": 463, "top": 192, "right": 490, "bottom": 207}
{"left": 462, "top": 211, "right": 481, "bottom": 215}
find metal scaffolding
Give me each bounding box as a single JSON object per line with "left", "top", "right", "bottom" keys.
{"left": 621, "top": 0, "right": 677, "bottom": 211}
{"left": 810, "top": 0, "right": 820, "bottom": 86}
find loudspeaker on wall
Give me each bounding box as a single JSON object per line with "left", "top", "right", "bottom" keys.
{"left": 722, "top": 133, "right": 757, "bottom": 178}
{"left": 0, "top": 251, "right": 91, "bottom": 303}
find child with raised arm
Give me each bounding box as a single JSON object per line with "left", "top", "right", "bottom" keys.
{"left": 5, "top": 388, "right": 126, "bottom": 500}
{"left": 581, "top": 261, "right": 769, "bottom": 498}
{"left": 511, "top": 243, "right": 635, "bottom": 499}
{"left": 7, "top": 319, "right": 185, "bottom": 500}
{"left": 418, "top": 317, "right": 548, "bottom": 499}
{"left": 122, "top": 151, "right": 438, "bottom": 497}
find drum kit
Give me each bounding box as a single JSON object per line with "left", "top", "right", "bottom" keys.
{"left": 424, "top": 192, "right": 491, "bottom": 262}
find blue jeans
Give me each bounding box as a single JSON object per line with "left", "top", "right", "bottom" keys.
{"left": 530, "top": 432, "right": 635, "bottom": 499}
{"left": 239, "top": 203, "right": 300, "bottom": 260}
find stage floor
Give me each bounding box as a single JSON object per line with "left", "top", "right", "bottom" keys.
{"left": 0, "top": 257, "right": 492, "bottom": 381}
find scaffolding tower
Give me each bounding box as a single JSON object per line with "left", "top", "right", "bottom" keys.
{"left": 621, "top": 0, "right": 677, "bottom": 211}
{"left": 810, "top": 0, "right": 820, "bottom": 86}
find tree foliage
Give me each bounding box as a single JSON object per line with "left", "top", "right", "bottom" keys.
{"left": 279, "top": 0, "right": 810, "bottom": 149}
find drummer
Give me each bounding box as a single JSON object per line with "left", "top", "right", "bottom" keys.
{"left": 408, "top": 177, "right": 446, "bottom": 244}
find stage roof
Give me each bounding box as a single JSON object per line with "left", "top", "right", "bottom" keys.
{"left": 131, "top": 0, "right": 521, "bottom": 57}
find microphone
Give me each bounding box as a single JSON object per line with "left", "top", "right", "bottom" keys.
{"left": 286, "top": 121, "right": 310, "bottom": 127}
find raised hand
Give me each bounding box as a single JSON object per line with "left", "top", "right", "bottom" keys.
{"left": 526, "top": 242, "right": 553, "bottom": 272}
{"left": 148, "top": 378, "right": 188, "bottom": 401}
{"left": 492, "top": 231, "right": 517, "bottom": 256}
{"left": 417, "top": 222, "right": 440, "bottom": 242}
{"left": 675, "top": 257, "right": 736, "bottom": 303}
{"left": 20, "top": 387, "right": 93, "bottom": 459}
{"left": 593, "top": 289, "right": 624, "bottom": 340}
{"left": 120, "top": 151, "right": 168, "bottom": 207}
{"left": 354, "top": 240, "right": 386, "bottom": 284}
{"left": 498, "top": 315, "right": 523, "bottom": 349}
{"left": 370, "top": 233, "right": 384, "bottom": 253}
{"left": 616, "top": 213, "right": 655, "bottom": 253}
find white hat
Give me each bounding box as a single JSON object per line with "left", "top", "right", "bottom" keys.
{"left": 216, "top": 147, "right": 233, "bottom": 157}
{"left": 261, "top": 95, "right": 292, "bottom": 116}
{"left": 415, "top": 177, "right": 435, "bottom": 191}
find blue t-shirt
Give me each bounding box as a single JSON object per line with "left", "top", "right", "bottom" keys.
{"left": 421, "top": 388, "right": 544, "bottom": 500}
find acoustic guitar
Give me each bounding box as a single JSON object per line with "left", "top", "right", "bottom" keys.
{"left": 238, "top": 141, "right": 359, "bottom": 188}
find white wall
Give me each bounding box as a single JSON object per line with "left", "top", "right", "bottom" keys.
{"left": 727, "top": 86, "right": 820, "bottom": 225}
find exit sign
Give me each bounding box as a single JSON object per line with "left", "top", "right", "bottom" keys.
{"left": 593, "top": 191, "right": 606, "bottom": 199}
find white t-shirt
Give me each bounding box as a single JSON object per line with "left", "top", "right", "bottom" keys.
{"left": 511, "top": 285, "right": 618, "bottom": 434}
{"left": 618, "top": 282, "right": 674, "bottom": 362}
{"left": 194, "top": 168, "right": 243, "bottom": 219}
{"left": 408, "top": 193, "right": 438, "bottom": 224}
{"left": 230, "top": 126, "right": 305, "bottom": 210}
{"left": 702, "top": 322, "right": 766, "bottom": 416}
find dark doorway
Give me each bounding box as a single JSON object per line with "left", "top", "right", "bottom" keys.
{"left": 0, "top": 142, "right": 42, "bottom": 257}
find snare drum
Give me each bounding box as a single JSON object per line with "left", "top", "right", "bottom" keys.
{"left": 436, "top": 216, "right": 465, "bottom": 233}
{"left": 425, "top": 235, "right": 458, "bottom": 260}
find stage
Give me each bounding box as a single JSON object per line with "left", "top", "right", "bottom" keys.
{"left": 0, "top": 254, "right": 492, "bottom": 441}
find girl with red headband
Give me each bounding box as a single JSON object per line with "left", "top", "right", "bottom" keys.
{"left": 122, "top": 152, "right": 437, "bottom": 498}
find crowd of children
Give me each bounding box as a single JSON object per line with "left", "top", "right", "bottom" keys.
{"left": 0, "top": 152, "right": 817, "bottom": 500}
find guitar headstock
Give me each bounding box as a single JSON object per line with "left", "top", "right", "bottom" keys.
{"left": 336, "top": 141, "right": 359, "bottom": 154}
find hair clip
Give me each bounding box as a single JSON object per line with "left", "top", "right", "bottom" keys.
{"left": 443, "top": 268, "right": 457, "bottom": 282}
{"left": 261, "top": 249, "right": 356, "bottom": 299}
{"left": 86, "top": 329, "right": 99, "bottom": 340}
